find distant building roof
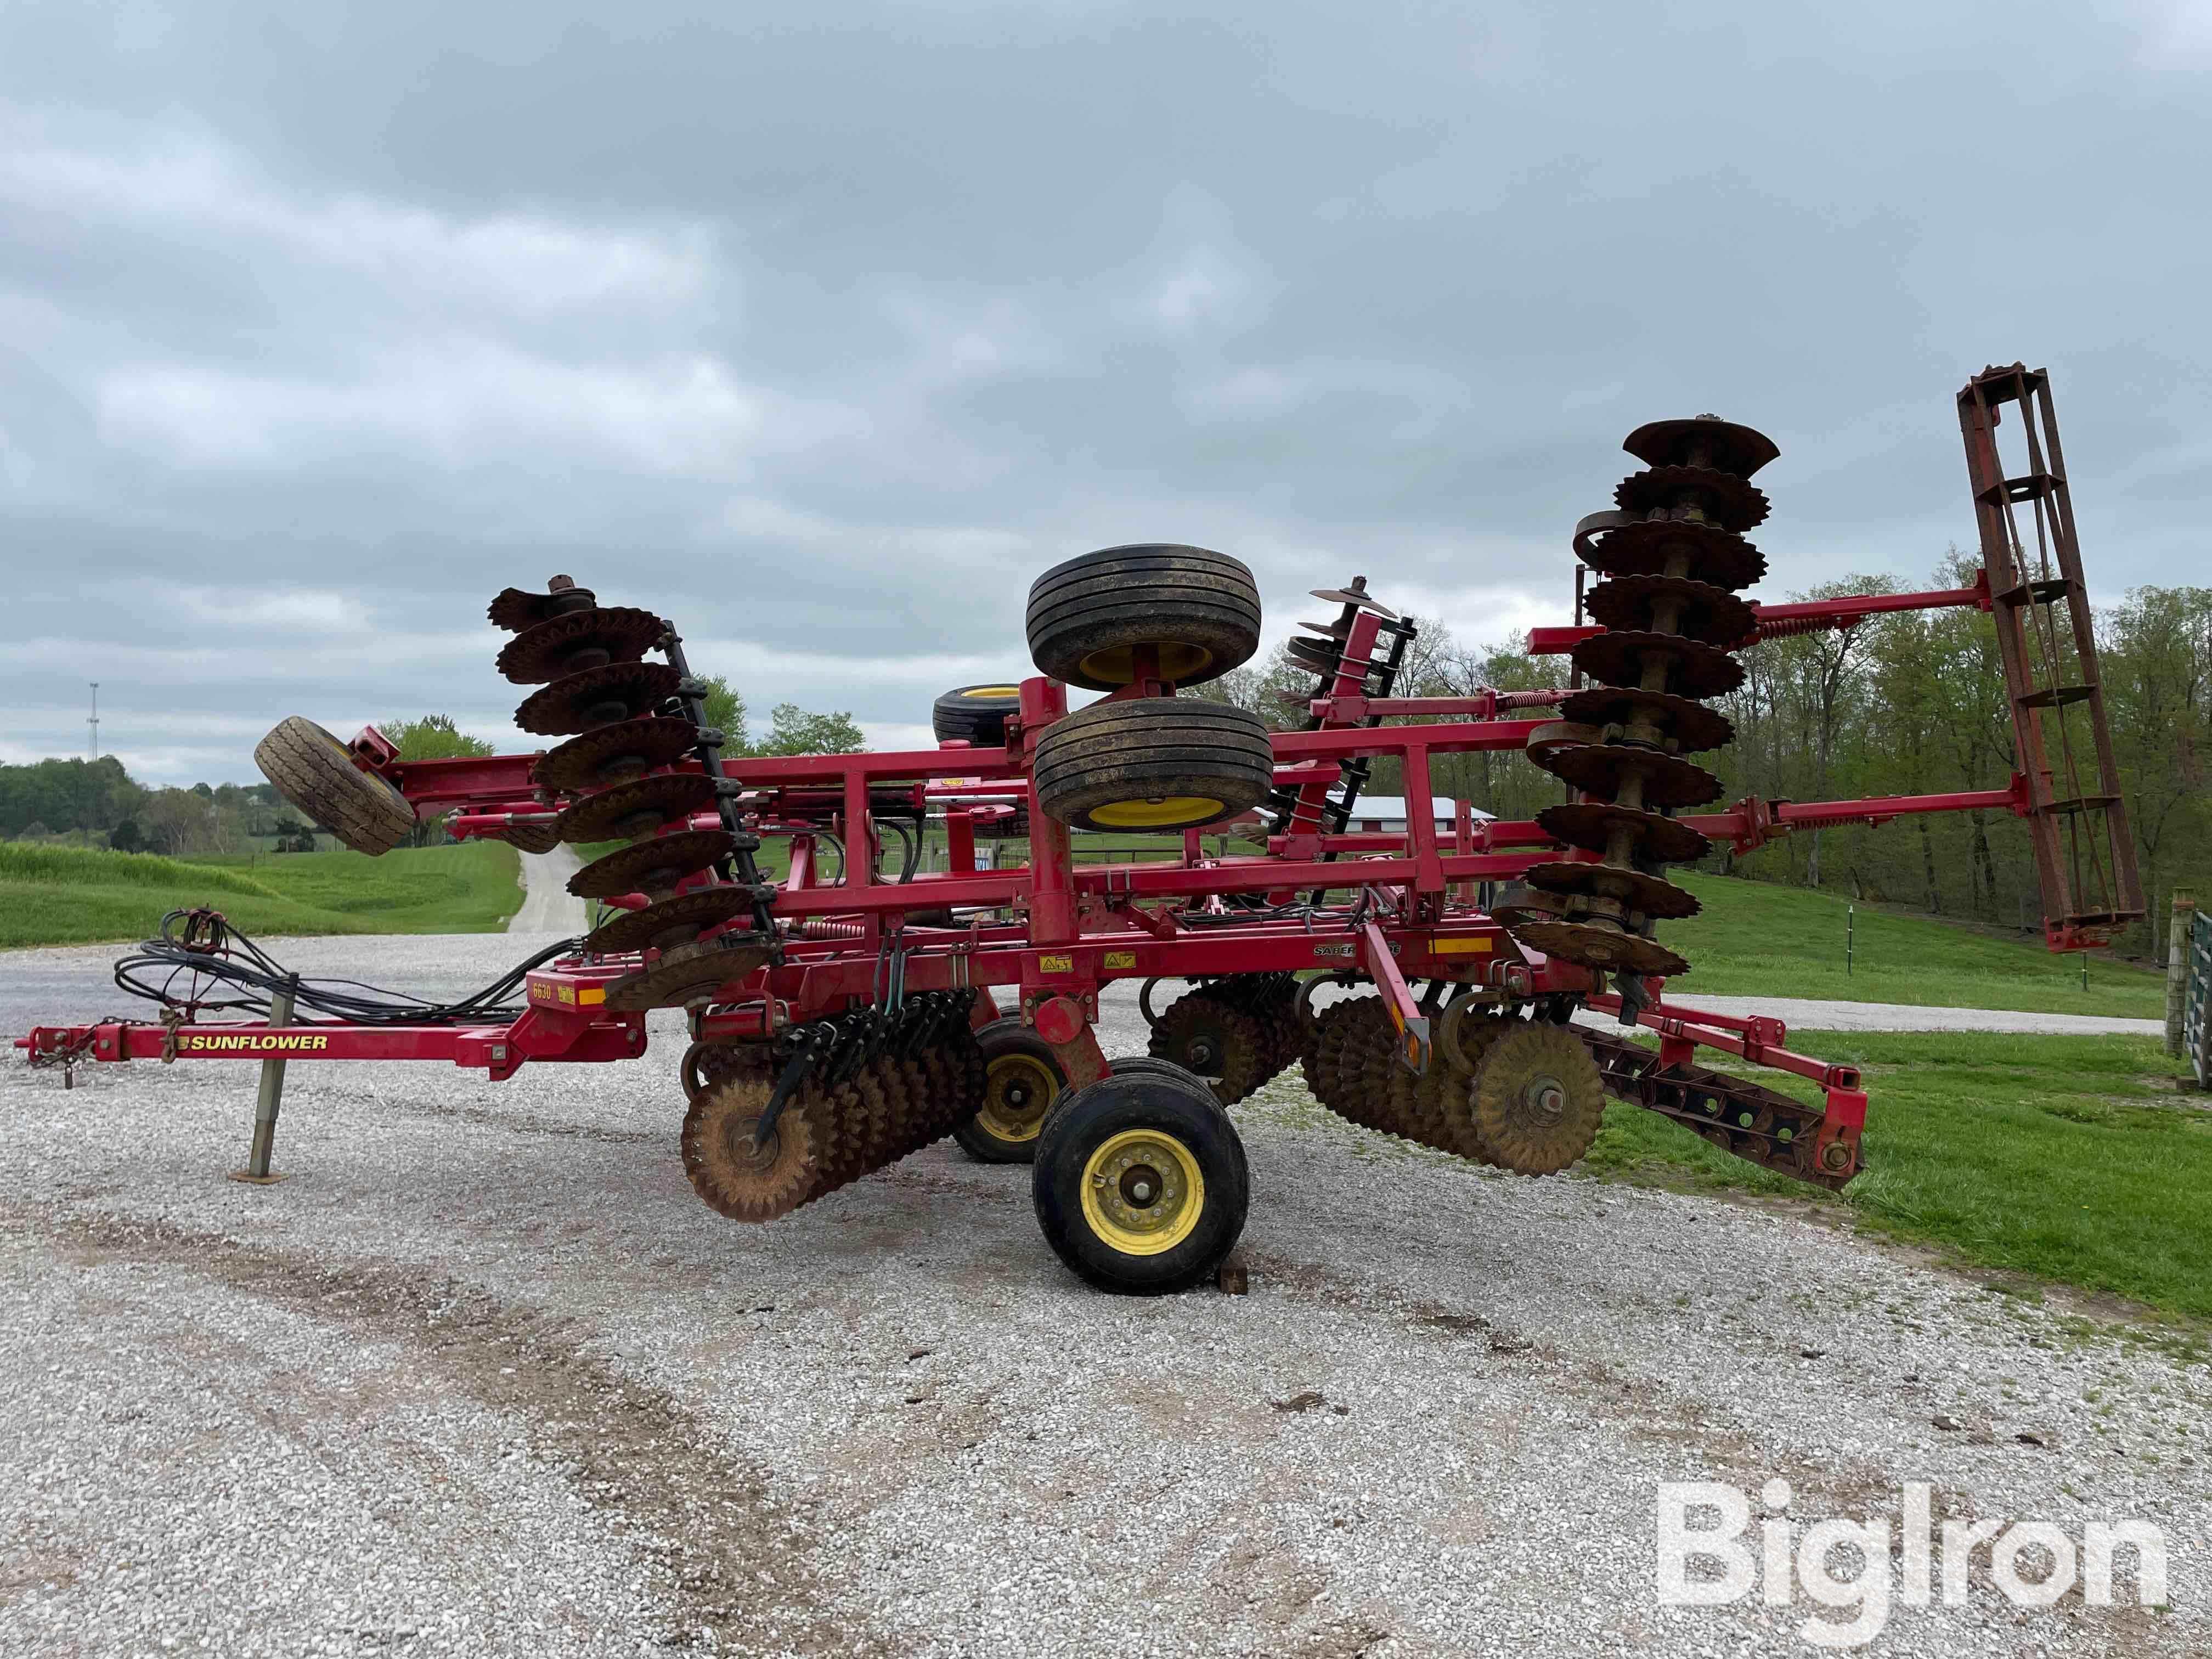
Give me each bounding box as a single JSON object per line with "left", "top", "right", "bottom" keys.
{"left": 1346, "top": 797, "right": 1493, "bottom": 825}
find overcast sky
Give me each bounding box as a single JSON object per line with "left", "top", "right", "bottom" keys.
{"left": 3, "top": 2, "right": 2207, "bottom": 785}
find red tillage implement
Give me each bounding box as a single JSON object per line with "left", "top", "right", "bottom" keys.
{"left": 17, "top": 368, "right": 2142, "bottom": 1295}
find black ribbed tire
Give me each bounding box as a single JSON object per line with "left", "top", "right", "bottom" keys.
{"left": 932, "top": 683, "right": 1024, "bottom": 746}
{"left": 1032, "top": 698, "right": 1272, "bottom": 833}
{"left": 253, "top": 717, "right": 414, "bottom": 856}
{"left": 1027, "top": 544, "right": 1261, "bottom": 691}
{"left": 1031, "top": 1075, "right": 1249, "bottom": 1295}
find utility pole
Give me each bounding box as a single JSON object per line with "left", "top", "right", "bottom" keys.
{"left": 88, "top": 682, "right": 99, "bottom": 761}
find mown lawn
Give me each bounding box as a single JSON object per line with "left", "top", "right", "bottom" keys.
{"left": 1661, "top": 871, "right": 2163, "bottom": 1018}
{"left": 0, "top": 840, "right": 523, "bottom": 947}
{"left": 1583, "top": 1029, "right": 2212, "bottom": 1321}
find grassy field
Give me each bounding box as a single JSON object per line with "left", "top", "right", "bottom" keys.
{"left": 1583, "top": 1029, "right": 2212, "bottom": 1323}
{"left": 1661, "top": 871, "right": 2164, "bottom": 1018}
{"left": 0, "top": 840, "right": 524, "bottom": 948}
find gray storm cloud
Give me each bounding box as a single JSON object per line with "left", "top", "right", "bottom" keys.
{"left": 2, "top": 1, "right": 2205, "bottom": 780}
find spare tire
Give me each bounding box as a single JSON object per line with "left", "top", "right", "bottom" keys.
{"left": 932, "top": 683, "right": 1023, "bottom": 746}
{"left": 254, "top": 717, "right": 415, "bottom": 856}
{"left": 1033, "top": 697, "right": 1272, "bottom": 832}
{"left": 1027, "top": 544, "right": 1261, "bottom": 691}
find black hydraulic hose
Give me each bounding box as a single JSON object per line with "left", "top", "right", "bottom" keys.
{"left": 112, "top": 910, "right": 583, "bottom": 1026}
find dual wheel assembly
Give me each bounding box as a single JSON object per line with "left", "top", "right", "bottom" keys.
{"left": 1022, "top": 544, "right": 1274, "bottom": 836}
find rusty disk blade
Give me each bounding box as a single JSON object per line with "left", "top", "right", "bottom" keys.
{"left": 1534, "top": 742, "right": 1724, "bottom": 810}
{"left": 496, "top": 606, "right": 667, "bottom": 686}
{"left": 1523, "top": 720, "right": 1607, "bottom": 771}
{"left": 1299, "top": 616, "right": 1355, "bottom": 639}
{"left": 487, "top": 583, "right": 599, "bottom": 633}
{"left": 680, "top": 1074, "right": 821, "bottom": 1223}
{"left": 1310, "top": 584, "right": 1400, "bottom": 618}
{"left": 515, "top": 662, "right": 684, "bottom": 737}
{"left": 534, "top": 717, "right": 702, "bottom": 794}
{"left": 1577, "top": 518, "right": 1766, "bottom": 591}
{"left": 1613, "top": 466, "right": 1770, "bottom": 533}
{"left": 1582, "top": 575, "right": 1757, "bottom": 648}
{"left": 1538, "top": 801, "right": 1712, "bottom": 865}
{"left": 567, "top": 829, "right": 734, "bottom": 898}
{"left": 1558, "top": 687, "right": 1735, "bottom": 755}
{"left": 1621, "top": 416, "right": 1779, "bottom": 479}
{"left": 1509, "top": 918, "right": 1690, "bottom": 978}
{"left": 1571, "top": 631, "right": 1745, "bottom": 699}
{"left": 1488, "top": 882, "right": 1567, "bottom": 930}
{"left": 1286, "top": 636, "right": 1342, "bottom": 673}
{"left": 1523, "top": 860, "right": 1701, "bottom": 920}
{"left": 557, "top": 772, "right": 718, "bottom": 843}
{"left": 605, "top": 933, "right": 774, "bottom": 1011}
{"left": 583, "top": 886, "right": 754, "bottom": 953}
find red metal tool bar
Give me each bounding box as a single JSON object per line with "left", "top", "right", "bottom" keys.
{"left": 1583, "top": 992, "right": 1861, "bottom": 1093}
{"left": 1526, "top": 580, "right": 1994, "bottom": 657}
{"left": 16, "top": 1013, "right": 647, "bottom": 1081}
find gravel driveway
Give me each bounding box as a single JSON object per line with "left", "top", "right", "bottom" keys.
{"left": 1, "top": 934, "right": 2203, "bottom": 1657}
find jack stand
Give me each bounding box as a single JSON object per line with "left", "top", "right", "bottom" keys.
{"left": 228, "top": 978, "right": 296, "bottom": 1186}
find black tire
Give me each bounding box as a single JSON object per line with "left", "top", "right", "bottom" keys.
{"left": 253, "top": 717, "right": 414, "bottom": 856}
{"left": 1032, "top": 698, "right": 1272, "bottom": 833}
{"left": 932, "top": 684, "right": 1024, "bottom": 746}
{"left": 1031, "top": 1075, "right": 1248, "bottom": 1295}
{"left": 1105, "top": 1057, "right": 1250, "bottom": 1188}
{"left": 1027, "top": 545, "right": 1261, "bottom": 691}
{"left": 952, "top": 1018, "right": 1066, "bottom": 1164}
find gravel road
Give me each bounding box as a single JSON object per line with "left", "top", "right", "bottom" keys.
{"left": 507, "top": 848, "right": 588, "bottom": 935}
{"left": 2, "top": 933, "right": 2203, "bottom": 1657}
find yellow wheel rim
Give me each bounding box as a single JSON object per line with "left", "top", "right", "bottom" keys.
{"left": 962, "top": 685, "right": 1020, "bottom": 699}
{"left": 978, "top": 1053, "right": 1057, "bottom": 1144}
{"left": 1076, "top": 641, "right": 1215, "bottom": 685}
{"left": 1079, "top": 1128, "right": 1205, "bottom": 1256}
{"left": 1089, "top": 794, "right": 1227, "bottom": 829}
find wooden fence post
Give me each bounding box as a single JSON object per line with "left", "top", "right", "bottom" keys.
{"left": 2168, "top": 888, "right": 2197, "bottom": 1058}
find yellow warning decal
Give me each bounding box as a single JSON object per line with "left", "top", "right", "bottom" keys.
{"left": 1039, "top": 954, "right": 1075, "bottom": 973}
{"left": 1103, "top": 951, "right": 1137, "bottom": 970}
{"left": 579, "top": 986, "right": 605, "bottom": 1005}
{"left": 181, "top": 1034, "right": 330, "bottom": 1054}
{"left": 1427, "top": 936, "right": 1494, "bottom": 955}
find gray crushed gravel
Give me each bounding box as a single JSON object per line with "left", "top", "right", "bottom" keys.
{"left": 1, "top": 933, "right": 2204, "bottom": 1657}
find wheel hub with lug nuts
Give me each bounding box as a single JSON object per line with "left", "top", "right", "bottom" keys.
{"left": 1079, "top": 1129, "right": 1205, "bottom": 1256}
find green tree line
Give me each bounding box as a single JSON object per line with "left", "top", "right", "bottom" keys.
{"left": 1200, "top": 556, "right": 2209, "bottom": 961}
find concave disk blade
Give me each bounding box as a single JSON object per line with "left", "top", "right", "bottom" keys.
{"left": 1577, "top": 519, "right": 1766, "bottom": 591}
{"left": 1530, "top": 741, "right": 1724, "bottom": 809}
{"left": 1522, "top": 860, "right": 1701, "bottom": 920}
{"left": 496, "top": 606, "right": 666, "bottom": 685}
{"left": 1612, "top": 466, "right": 1770, "bottom": 533}
{"left": 1537, "top": 801, "right": 1712, "bottom": 865}
{"left": 1621, "top": 416, "right": 1779, "bottom": 478}
{"left": 488, "top": 584, "right": 599, "bottom": 633}
{"left": 556, "top": 772, "right": 718, "bottom": 843}
{"left": 1509, "top": 918, "right": 1690, "bottom": 977}
{"left": 583, "top": 887, "right": 754, "bottom": 953}
{"left": 568, "top": 830, "right": 734, "bottom": 898}
{"left": 1582, "top": 575, "right": 1757, "bottom": 649}
{"left": 604, "top": 933, "right": 774, "bottom": 1010}
{"left": 534, "top": 717, "right": 701, "bottom": 793}
{"left": 1570, "top": 631, "right": 1745, "bottom": 699}
{"left": 1557, "top": 687, "right": 1735, "bottom": 755}
{"left": 515, "top": 663, "right": 684, "bottom": 737}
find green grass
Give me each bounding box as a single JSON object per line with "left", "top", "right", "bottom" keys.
{"left": 1585, "top": 1029, "right": 2212, "bottom": 1322}
{"left": 1662, "top": 871, "right": 2163, "bottom": 1019}
{"left": 0, "top": 839, "right": 524, "bottom": 947}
